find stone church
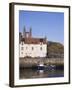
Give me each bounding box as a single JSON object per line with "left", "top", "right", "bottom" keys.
{"left": 19, "top": 27, "right": 47, "bottom": 58}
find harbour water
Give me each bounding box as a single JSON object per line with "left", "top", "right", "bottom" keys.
{"left": 19, "top": 58, "right": 64, "bottom": 79}
{"left": 19, "top": 68, "right": 64, "bottom": 79}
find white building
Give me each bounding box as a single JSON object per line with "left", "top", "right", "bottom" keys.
{"left": 19, "top": 27, "right": 47, "bottom": 58}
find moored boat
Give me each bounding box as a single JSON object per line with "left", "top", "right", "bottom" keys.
{"left": 37, "top": 63, "right": 56, "bottom": 70}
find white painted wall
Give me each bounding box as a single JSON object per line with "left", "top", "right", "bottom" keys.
{"left": 19, "top": 43, "right": 47, "bottom": 57}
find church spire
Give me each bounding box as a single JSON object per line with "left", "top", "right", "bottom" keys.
{"left": 23, "top": 26, "right": 26, "bottom": 38}
{"left": 30, "top": 27, "right": 32, "bottom": 38}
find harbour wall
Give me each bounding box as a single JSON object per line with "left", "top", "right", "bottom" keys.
{"left": 19, "top": 58, "right": 64, "bottom": 68}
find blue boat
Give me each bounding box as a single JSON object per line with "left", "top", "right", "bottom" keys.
{"left": 37, "top": 63, "right": 45, "bottom": 70}
{"left": 37, "top": 63, "right": 56, "bottom": 70}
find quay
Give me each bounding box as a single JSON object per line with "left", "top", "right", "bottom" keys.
{"left": 19, "top": 57, "right": 64, "bottom": 68}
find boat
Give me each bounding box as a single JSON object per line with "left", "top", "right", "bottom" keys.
{"left": 37, "top": 63, "right": 45, "bottom": 70}
{"left": 37, "top": 63, "right": 56, "bottom": 70}
{"left": 45, "top": 65, "right": 56, "bottom": 70}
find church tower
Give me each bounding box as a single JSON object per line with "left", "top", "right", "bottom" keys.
{"left": 23, "top": 26, "right": 32, "bottom": 38}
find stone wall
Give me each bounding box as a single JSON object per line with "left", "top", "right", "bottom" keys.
{"left": 19, "top": 57, "right": 64, "bottom": 68}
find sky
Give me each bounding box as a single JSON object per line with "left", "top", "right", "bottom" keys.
{"left": 19, "top": 10, "right": 64, "bottom": 44}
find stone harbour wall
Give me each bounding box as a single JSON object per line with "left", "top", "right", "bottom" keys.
{"left": 19, "top": 57, "right": 64, "bottom": 68}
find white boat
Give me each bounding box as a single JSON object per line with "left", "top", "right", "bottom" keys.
{"left": 37, "top": 63, "right": 44, "bottom": 70}
{"left": 39, "top": 63, "right": 44, "bottom": 67}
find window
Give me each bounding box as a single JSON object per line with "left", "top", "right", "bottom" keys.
{"left": 32, "top": 47, "right": 34, "bottom": 50}
{"left": 21, "top": 42, "right": 24, "bottom": 45}
{"left": 21, "top": 47, "right": 24, "bottom": 50}
{"left": 25, "top": 53, "right": 27, "bottom": 56}
{"left": 26, "top": 47, "right": 28, "bottom": 49}
{"left": 40, "top": 47, "right": 42, "bottom": 50}
{"left": 40, "top": 42, "right": 43, "bottom": 45}
{"left": 21, "top": 52, "right": 23, "bottom": 54}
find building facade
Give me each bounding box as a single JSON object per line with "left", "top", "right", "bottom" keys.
{"left": 19, "top": 27, "right": 47, "bottom": 58}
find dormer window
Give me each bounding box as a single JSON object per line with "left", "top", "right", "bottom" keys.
{"left": 40, "top": 42, "right": 43, "bottom": 45}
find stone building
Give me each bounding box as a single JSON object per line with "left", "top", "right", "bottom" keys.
{"left": 19, "top": 27, "right": 47, "bottom": 58}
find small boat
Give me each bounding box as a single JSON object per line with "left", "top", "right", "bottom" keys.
{"left": 37, "top": 63, "right": 44, "bottom": 70}
{"left": 37, "top": 63, "right": 56, "bottom": 70}
{"left": 45, "top": 65, "right": 56, "bottom": 70}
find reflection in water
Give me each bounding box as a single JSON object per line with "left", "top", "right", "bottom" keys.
{"left": 19, "top": 68, "right": 64, "bottom": 79}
